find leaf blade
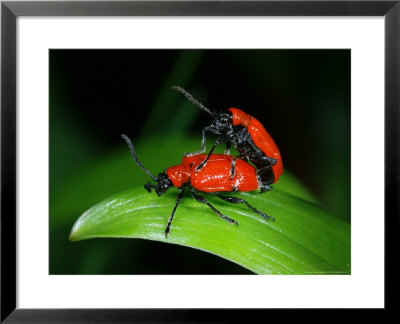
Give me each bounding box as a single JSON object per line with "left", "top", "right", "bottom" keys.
{"left": 70, "top": 187, "right": 350, "bottom": 275}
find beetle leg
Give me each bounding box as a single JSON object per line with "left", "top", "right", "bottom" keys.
{"left": 144, "top": 182, "right": 155, "bottom": 193}
{"left": 255, "top": 157, "right": 278, "bottom": 176}
{"left": 259, "top": 183, "right": 272, "bottom": 193}
{"left": 266, "top": 156, "right": 278, "bottom": 166}
{"left": 229, "top": 154, "right": 247, "bottom": 179}
{"left": 224, "top": 141, "right": 231, "bottom": 155}
{"left": 229, "top": 157, "right": 238, "bottom": 179}
{"left": 194, "top": 137, "right": 224, "bottom": 172}
{"left": 256, "top": 165, "right": 271, "bottom": 175}
{"left": 184, "top": 126, "right": 212, "bottom": 157}
{"left": 214, "top": 193, "right": 275, "bottom": 222}
{"left": 164, "top": 187, "right": 185, "bottom": 237}
{"left": 190, "top": 188, "right": 238, "bottom": 226}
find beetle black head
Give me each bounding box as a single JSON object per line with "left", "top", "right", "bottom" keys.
{"left": 172, "top": 86, "right": 235, "bottom": 135}
{"left": 211, "top": 111, "right": 234, "bottom": 135}
{"left": 144, "top": 172, "right": 172, "bottom": 197}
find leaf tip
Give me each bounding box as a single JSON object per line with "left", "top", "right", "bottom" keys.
{"left": 68, "top": 217, "right": 85, "bottom": 242}
{"left": 68, "top": 228, "right": 79, "bottom": 242}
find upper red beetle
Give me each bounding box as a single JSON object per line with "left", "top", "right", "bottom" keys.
{"left": 171, "top": 86, "right": 283, "bottom": 190}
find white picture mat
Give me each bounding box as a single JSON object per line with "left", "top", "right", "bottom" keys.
{"left": 17, "top": 17, "right": 384, "bottom": 308}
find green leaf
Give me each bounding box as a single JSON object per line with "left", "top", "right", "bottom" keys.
{"left": 69, "top": 187, "right": 350, "bottom": 275}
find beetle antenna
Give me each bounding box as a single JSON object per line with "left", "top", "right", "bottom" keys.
{"left": 171, "top": 86, "right": 215, "bottom": 116}
{"left": 121, "top": 134, "right": 157, "bottom": 181}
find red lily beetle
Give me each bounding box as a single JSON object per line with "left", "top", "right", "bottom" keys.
{"left": 121, "top": 134, "right": 274, "bottom": 237}
{"left": 171, "top": 86, "right": 283, "bottom": 190}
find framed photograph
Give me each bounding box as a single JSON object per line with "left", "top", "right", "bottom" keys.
{"left": 1, "top": 0, "right": 398, "bottom": 322}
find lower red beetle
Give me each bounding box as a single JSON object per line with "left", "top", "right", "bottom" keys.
{"left": 122, "top": 134, "right": 274, "bottom": 237}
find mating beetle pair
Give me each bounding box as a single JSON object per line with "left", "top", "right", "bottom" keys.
{"left": 122, "top": 87, "right": 283, "bottom": 237}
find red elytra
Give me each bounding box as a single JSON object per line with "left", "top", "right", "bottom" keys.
{"left": 167, "top": 154, "right": 260, "bottom": 192}
{"left": 228, "top": 108, "right": 283, "bottom": 183}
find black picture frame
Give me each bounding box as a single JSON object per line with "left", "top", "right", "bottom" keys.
{"left": 1, "top": 0, "right": 398, "bottom": 322}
